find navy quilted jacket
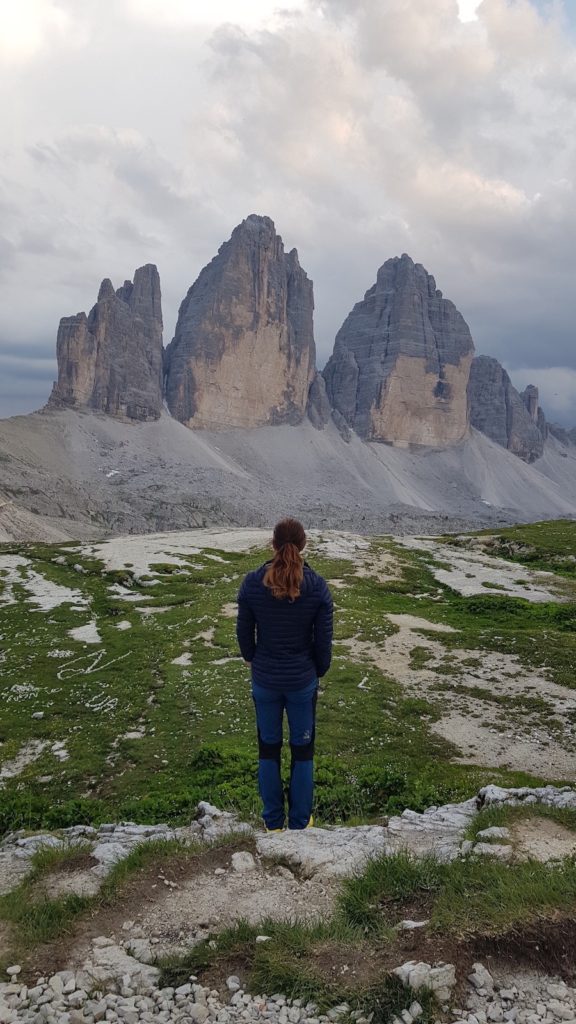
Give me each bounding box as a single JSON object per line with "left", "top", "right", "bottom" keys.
{"left": 236, "top": 561, "right": 333, "bottom": 690}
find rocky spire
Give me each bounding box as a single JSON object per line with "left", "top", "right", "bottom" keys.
{"left": 164, "top": 215, "right": 316, "bottom": 430}
{"left": 467, "top": 356, "right": 546, "bottom": 462}
{"left": 48, "top": 265, "right": 163, "bottom": 421}
{"left": 323, "top": 254, "right": 475, "bottom": 446}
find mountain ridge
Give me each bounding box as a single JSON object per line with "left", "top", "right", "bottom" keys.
{"left": 1, "top": 213, "right": 574, "bottom": 541}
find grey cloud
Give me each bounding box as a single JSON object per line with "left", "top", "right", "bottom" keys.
{"left": 0, "top": 0, "right": 575, "bottom": 428}
{"left": 0, "top": 353, "right": 56, "bottom": 383}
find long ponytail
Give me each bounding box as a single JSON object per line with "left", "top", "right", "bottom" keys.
{"left": 263, "top": 518, "right": 306, "bottom": 600}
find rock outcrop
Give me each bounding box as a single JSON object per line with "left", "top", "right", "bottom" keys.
{"left": 306, "top": 371, "right": 331, "bottom": 429}
{"left": 549, "top": 423, "right": 576, "bottom": 447}
{"left": 49, "top": 265, "right": 163, "bottom": 421}
{"left": 323, "top": 254, "right": 475, "bottom": 446}
{"left": 468, "top": 356, "right": 546, "bottom": 462}
{"left": 164, "top": 215, "right": 316, "bottom": 430}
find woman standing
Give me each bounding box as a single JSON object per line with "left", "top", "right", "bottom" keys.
{"left": 236, "top": 518, "right": 333, "bottom": 831}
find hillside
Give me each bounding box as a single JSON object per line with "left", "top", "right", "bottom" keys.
{"left": 1, "top": 409, "right": 576, "bottom": 542}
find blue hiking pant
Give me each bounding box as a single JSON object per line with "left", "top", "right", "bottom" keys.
{"left": 252, "top": 679, "right": 318, "bottom": 831}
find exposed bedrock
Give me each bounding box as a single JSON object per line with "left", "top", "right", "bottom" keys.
{"left": 306, "top": 371, "right": 332, "bottom": 429}
{"left": 48, "top": 265, "right": 163, "bottom": 421}
{"left": 164, "top": 215, "right": 316, "bottom": 430}
{"left": 468, "top": 355, "right": 546, "bottom": 463}
{"left": 323, "top": 253, "right": 475, "bottom": 446}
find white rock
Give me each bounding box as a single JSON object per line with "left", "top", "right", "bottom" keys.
{"left": 469, "top": 965, "right": 495, "bottom": 994}
{"left": 197, "top": 802, "right": 223, "bottom": 819}
{"left": 5, "top": 969, "right": 20, "bottom": 979}
{"left": 49, "top": 975, "right": 64, "bottom": 996}
{"left": 126, "top": 939, "right": 154, "bottom": 965}
{"left": 548, "top": 987, "right": 569, "bottom": 1001}
{"left": 231, "top": 851, "right": 257, "bottom": 873}
{"left": 256, "top": 935, "right": 272, "bottom": 943}
{"left": 487, "top": 1003, "right": 504, "bottom": 1022}
{"left": 476, "top": 828, "right": 511, "bottom": 841}
{"left": 548, "top": 1002, "right": 576, "bottom": 1021}
{"left": 473, "top": 843, "right": 512, "bottom": 861}
{"left": 189, "top": 1005, "right": 210, "bottom": 1023}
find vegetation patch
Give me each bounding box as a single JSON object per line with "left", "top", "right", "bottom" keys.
{"left": 1, "top": 525, "right": 575, "bottom": 839}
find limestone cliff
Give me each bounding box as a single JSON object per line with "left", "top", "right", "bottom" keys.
{"left": 323, "top": 254, "right": 475, "bottom": 446}
{"left": 49, "top": 265, "right": 163, "bottom": 421}
{"left": 467, "top": 356, "right": 546, "bottom": 462}
{"left": 164, "top": 215, "right": 316, "bottom": 430}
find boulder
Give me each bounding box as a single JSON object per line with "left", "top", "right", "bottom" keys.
{"left": 48, "top": 265, "right": 163, "bottom": 421}
{"left": 323, "top": 253, "right": 475, "bottom": 446}
{"left": 165, "top": 215, "right": 316, "bottom": 429}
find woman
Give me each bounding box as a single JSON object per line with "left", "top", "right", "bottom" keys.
{"left": 236, "top": 518, "right": 333, "bottom": 831}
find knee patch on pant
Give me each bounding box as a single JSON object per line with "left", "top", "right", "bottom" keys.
{"left": 258, "top": 730, "right": 282, "bottom": 762}
{"left": 290, "top": 739, "right": 315, "bottom": 762}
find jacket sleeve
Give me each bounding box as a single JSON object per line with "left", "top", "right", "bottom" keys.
{"left": 312, "top": 578, "right": 333, "bottom": 678}
{"left": 236, "top": 577, "right": 256, "bottom": 662}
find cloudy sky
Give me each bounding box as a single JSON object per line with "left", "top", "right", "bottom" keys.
{"left": 0, "top": 0, "right": 575, "bottom": 423}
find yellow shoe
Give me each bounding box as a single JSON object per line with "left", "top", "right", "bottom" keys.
{"left": 288, "top": 817, "right": 314, "bottom": 830}
{"left": 265, "top": 825, "right": 285, "bottom": 833}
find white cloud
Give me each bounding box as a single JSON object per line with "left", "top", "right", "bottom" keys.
{"left": 458, "top": 0, "right": 483, "bottom": 20}
{"left": 0, "top": 0, "right": 83, "bottom": 62}
{"left": 122, "top": 0, "right": 306, "bottom": 28}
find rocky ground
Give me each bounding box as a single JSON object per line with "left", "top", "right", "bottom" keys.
{"left": 1, "top": 408, "right": 576, "bottom": 543}
{"left": 4, "top": 960, "right": 576, "bottom": 1024}
{"left": 2, "top": 793, "right": 576, "bottom": 1023}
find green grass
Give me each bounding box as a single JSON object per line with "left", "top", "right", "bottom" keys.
{"left": 339, "top": 848, "right": 576, "bottom": 937}
{"left": 1, "top": 526, "right": 575, "bottom": 838}
{"left": 465, "top": 803, "right": 576, "bottom": 842}
{"left": 0, "top": 834, "right": 244, "bottom": 950}
{"left": 444, "top": 519, "right": 576, "bottom": 579}
{"left": 159, "top": 841, "right": 576, "bottom": 1009}
{"left": 158, "top": 917, "right": 437, "bottom": 1020}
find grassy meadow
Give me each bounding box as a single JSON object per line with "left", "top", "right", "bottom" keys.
{"left": 1, "top": 521, "right": 576, "bottom": 837}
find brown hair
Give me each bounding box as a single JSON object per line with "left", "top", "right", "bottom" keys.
{"left": 263, "top": 518, "right": 306, "bottom": 600}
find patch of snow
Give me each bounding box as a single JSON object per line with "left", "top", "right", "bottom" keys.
{"left": 171, "top": 652, "right": 192, "bottom": 666}
{"left": 116, "top": 620, "right": 132, "bottom": 630}
{"left": 79, "top": 528, "right": 272, "bottom": 578}
{"left": 0, "top": 740, "right": 49, "bottom": 787}
{"left": 312, "top": 533, "right": 370, "bottom": 561}
{"left": 398, "top": 536, "right": 563, "bottom": 602}
{"left": 0, "top": 554, "right": 89, "bottom": 611}
{"left": 68, "top": 621, "right": 102, "bottom": 644}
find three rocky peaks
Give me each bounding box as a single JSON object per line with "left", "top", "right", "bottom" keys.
{"left": 49, "top": 214, "right": 549, "bottom": 463}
